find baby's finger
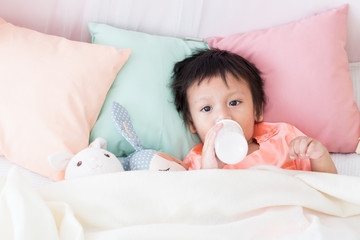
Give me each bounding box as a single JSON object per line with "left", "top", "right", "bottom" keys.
{"left": 292, "top": 137, "right": 303, "bottom": 156}
{"left": 289, "top": 137, "right": 310, "bottom": 159}
{"left": 288, "top": 138, "right": 299, "bottom": 159}
{"left": 203, "top": 123, "right": 223, "bottom": 153}
{"left": 306, "top": 140, "right": 325, "bottom": 160}
{"left": 204, "top": 123, "right": 223, "bottom": 144}
{"left": 202, "top": 123, "right": 223, "bottom": 169}
{"left": 298, "top": 137, "right": 312, "bottom": 158}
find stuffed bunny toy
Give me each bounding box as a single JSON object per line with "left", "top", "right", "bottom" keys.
{"left": 48, "top": 137, "right": 124, "bottom": 179}
{"left": 112, "top": 101, "right": 187, "bottom": 171}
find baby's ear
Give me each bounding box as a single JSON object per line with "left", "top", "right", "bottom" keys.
{"left": 188, "top": 120, "right": 197, "bottom": 133}
{"left": 255, "top": 112, "right": 264, "bottom": 122}
{"left": 255, "top": 105, "right": 264, "bottom": 122}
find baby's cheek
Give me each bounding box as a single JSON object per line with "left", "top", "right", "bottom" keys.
{"left": 243, "top": 128, "right": 254, "bottom": 142}
{"left": 198, "top": 130, "right": 207, "bottom": 142}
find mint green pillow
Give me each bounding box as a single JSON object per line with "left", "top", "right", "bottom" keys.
{"left": 89, "top": 23, "right": 208, "bottom": 160}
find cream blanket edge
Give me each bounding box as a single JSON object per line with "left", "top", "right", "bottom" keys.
{"left": 1, "top": 166, "right": 360, "bottom": 240}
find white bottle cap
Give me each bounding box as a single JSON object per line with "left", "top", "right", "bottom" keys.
{"left": 214, "top": 120, "right": 248, "bottom": 164}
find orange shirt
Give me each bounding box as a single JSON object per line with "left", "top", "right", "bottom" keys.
{"left": 184, "top": 122, "right": 311, "bottom": 171}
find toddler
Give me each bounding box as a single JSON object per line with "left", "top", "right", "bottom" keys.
{"left": 171, "top": 49, "right": 337, "bottom": 173}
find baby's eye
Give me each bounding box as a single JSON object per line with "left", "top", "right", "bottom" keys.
{"left": 77, "top": 161, "right": 82, "bottom": 167}
{"left": 201, "top": 106, "right": 212, "bottom": 112}
{"left": 229, "top": 100, "right": 241, "bottom": 106}
{"left": 104, "top": 153, "right": 110, "bottom": 158}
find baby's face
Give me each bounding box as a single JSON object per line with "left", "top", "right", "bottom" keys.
{"left": 187, "top": 73, "right": 262, "bottom": 142}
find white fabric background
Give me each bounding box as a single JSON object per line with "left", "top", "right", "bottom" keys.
{"left": 0, "top": 0, "right": 359, "bottom": 61}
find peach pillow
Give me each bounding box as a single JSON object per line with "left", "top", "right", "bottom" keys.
{"left": 0, "top": 18, "right": 131, "bottom": 180}
{"left": 207, "top": 5, "right": 360, "bottom": 153}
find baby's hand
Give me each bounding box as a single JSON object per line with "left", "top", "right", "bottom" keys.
{"left": 201, "top": 123, "right": 223, "bottom": 169}
{"left": 288, "top": 136, "right": 337, "bottom": 173}
{"left": 288, "top": 136, "right": 326, "bottom": 160}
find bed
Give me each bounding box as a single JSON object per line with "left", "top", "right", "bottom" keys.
{"left": 0, "top": 0, "right": 360, "bottom": 239}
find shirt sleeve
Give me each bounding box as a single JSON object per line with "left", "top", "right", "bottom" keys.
{"left": 183, "top": 143, "right": 203, "bottom": 170}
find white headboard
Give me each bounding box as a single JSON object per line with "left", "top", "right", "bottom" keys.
{"left": 0, "top": 0, "right": 359, "bottom": 62}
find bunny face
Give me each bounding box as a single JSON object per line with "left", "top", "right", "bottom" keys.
{"left": 49, "top": 137, "right": 124, "bottom": 180}
{"left": 149, "top": 153, "right": 187, "bottom": 171}
{"left": 65, "top": 147, "right": 124, "bottom": 179}
{"left": 122, "top": 150, "right": 187, "bottom": 171}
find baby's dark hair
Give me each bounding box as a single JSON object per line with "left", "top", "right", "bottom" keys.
{"left": 171, "top": 48, "right": 266, "bottom": 126}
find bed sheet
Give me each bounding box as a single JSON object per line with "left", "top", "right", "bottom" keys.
{"left": 1, "top": 165, "right": 360, "bottom": 240}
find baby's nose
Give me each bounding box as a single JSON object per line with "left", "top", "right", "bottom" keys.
{"left": 216, "top": 110, "right": 231, "bottom": 123}
{"left": 216, "top": 118, "right": 232, "bottom": 126}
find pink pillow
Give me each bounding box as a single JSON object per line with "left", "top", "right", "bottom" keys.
{"left": 0, "top": 18, "right": 131, "bottom": 180}
{"left": 207, "top": 5, "right": 360, "bottom": 153}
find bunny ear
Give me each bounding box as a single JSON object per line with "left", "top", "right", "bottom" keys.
{"left": 111, "top": 101, "right": 143, "bottom": 151}
{"left": 48, "top": 152, "right": 73, "bottom": 170}
{"left": 89, "top": 137, "right": 107, "bottom": 149}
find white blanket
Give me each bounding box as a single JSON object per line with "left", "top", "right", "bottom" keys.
{"left": 1, "top": 166, "right": 360, "bottom": 240}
